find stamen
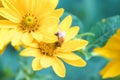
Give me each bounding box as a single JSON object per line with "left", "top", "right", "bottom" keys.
{"left": 39, "top": 42, "right": 61, "bottom": 56}
{"left": 19, "top": 13, "right": 39, "bottom": 32}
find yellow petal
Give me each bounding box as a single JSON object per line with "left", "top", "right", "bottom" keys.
{"left": 38, "top": 0, "right": 58, "bottom": 17}
{"left": 0, "top": 47, "right": 6, "bottom": 55}
{"left": 51, "top": 8, "right": 64, "bottom": 18}
{"left": 32, "top": 57, "right": 43, "bottom": 71}
{"left": 24, "top": 43, "right": 39, "bottom": 48}
{"left": 100, "top": 59, "right": 120, "bottom": 79}
{"left": 59, "top": 15, "right": 72, "bottom": 32}
{"left": 40, "top": 56, "right": 52, "bottom": 68}
{"left": 42, "top": 17, "right": 58, "bottom": 33}
{"left": 56, "top": 52, "right": 82, "bottom": 60}
{"left": 0, "top": 20, "right": 17, "bottom": 28}
{"left": 104, "top": 34, "right": 120, "bottom": 50}
{"left": 28, "top": 0, "right": 36, "bottom": 14}
{"left": 0, "top": 29, "right": 11, "bottom": 54}
{"left": 0, "top": 29, "right": 18, "bottom": 51}
{"left": 0, "top": 29, "right": 15, "bottom": 53}
{"left": 0, "top": 0, "right": 2, "bottom": 7}
{"left": 22, "top": 32, "right": 33, "bottom": 45}
{"left": 0, "top": 42, "right": 7, "bottom": 55}
{"left": 65, "top": 26, "right": 80, "bottom": 41}
{"left": 60, "top": 39, "right": 88, "bottom": 52}
{"left": 0, "top": 29, "right": 8, "bottom": 36}
{"left": 52, "top": 57, "right": 66, "bottom": 77}
{"left": 0, "top": 41, "right": 7, "bottom": 51}
{"left": 0, "top": 29, "right": 10, "bottom": 42}
{"left": 94, "top": 47, "right": 120, "bottom": 59}
{"left": 40, "top": 16, "right": 58, "bottom": 29}
{"left": 20, "top": 48, "right": 41, "bottom": 57}
{"left": 62, "top": 58, "right": 86, "bottom": 67}
{"left": 14, "top": 45, "right": 20, "bottom": 50}
{"left": 115, "top": 28, "right": 120, "bottom": 36}
{"left": 4, "top": 29, "right": 16, "bottom": 43}
{"left": 2, "top": 0, "right": 15, "bottom": 10}
{"left": 0, "top": 42, "right": 5, "bottom": 50}
{"left": 0, "top": 8, "right": 20, "bottom": 23}
{"left": 47, "top": 25, "right": 58, "bottom": 34}
{"left": 31, "top": 31, "right": 42, "bottom": 42}
{"left": 22, "top": 0, "right": 38, "bottom": 15}
{"left": 42, "top": 32, "right": 58, "bottom": 43}
{"left": 15, "top": 0, "right": 29, "bottom": 15}
{"left": 32, "top": 0, "right": 42, "bottom": 15}
{"left": 1, "top": 0, "right": 21, "bottom": 16}
{"left": 11, "top": 31, "right": 22, "bottom": 46}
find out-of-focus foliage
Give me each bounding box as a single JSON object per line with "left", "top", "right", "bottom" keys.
{"left": 87, "top": 15, "right": 120, "bottom": 48}
{"left": 1, "top": 0, "right": 120, "bottom": 80}
{"left": 58, "top": 0, "right": 120, "bottom": 32}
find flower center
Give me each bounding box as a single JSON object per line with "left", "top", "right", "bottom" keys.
{"left": 19, "top": 14, "right": 39, "bottom": 32}
{"left": 24, "top": 16, "right": 36, "bottom": 26}
{"left": 39, "top": 42, "right": 61, "bottom": 56}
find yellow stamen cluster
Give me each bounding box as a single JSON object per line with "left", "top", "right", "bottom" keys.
{"left": 39, "top": 42, "right": 61, "bottom": 56}
{"left": 19, "top": 14, "right": 39, "bottom": 33}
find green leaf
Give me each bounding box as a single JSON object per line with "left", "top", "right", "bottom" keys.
{"left": 105, "top": 76, "right": 120, "bottom": 80}
{"left": 112, "top": 76, "right": 120, "bottom": 80}
{"left": 16, "top": 70, "right": 30, "bottom": 80}
{"left": 87, "top": 15, "right": 120, "bottom": 48}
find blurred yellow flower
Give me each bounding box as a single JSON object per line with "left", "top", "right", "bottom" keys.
{"left": 0, "top": 0, "right": 64, "bottom": 48}
{"left": 94, "top": 29, "right": 120, "bottom": 79}
{"left": 20, "top": 16, "right": 88, "bottom": 77}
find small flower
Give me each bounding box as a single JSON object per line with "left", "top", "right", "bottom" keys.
{"left": 94, "top": 29, "right": 120, "bottom": 79}
{"left": 0, "top": 0, "right": 64, "bottom": 48}
{"left": 20, "top": 16, "right": 88, "bottom": 77}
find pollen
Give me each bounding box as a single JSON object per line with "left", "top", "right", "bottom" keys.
{"left": 39, "top": 42, "right": 61, "bottom": 56}
{"left": 19, "top": 14, "right": 39, "bottom": 32}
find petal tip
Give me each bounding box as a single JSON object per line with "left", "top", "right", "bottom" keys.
{"left": 67, "top": 15, "right": 72, "bottom": 20}
{"left": 81, "top": 61, "right": 87, "bottom": 67}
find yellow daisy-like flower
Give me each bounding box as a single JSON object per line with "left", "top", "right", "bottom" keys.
{"left": 20, "top": 16, "right": 88, "bottom": 77}
{"left": 0, "top": 0, "right": 64, "bottom": 47}
{"left": 94, "top": 29, "right": 120, "bottom": 79}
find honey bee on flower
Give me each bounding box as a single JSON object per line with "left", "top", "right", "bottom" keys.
{"left": 20, "top": 15, "right": 88, "bottom": 77}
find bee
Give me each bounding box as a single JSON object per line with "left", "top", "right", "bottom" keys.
{"left": 55, "top": 30, "right": 65, "bottom": 47}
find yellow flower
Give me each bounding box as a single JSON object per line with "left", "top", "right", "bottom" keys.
{"left": 94, "top": 29, "right": 120, "bottom": 79}
{"left": 0, "top": 0, "right": 64, "bottom": 47}
{"left": 20, "top": 16, "right": 88, "bottom": 77}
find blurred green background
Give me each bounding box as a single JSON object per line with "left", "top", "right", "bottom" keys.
{"left": 1, "top": 0, "right": 120, "bottom": 80}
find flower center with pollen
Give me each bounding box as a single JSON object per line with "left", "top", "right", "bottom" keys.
{"left": 19, "top": 14, "right": 39, "bottom": 32}
{"left": 39, "top": 42, "right": 61, "bottom": 56}
{"left": 24, "top": 16, "right": 36, "bottom": 26}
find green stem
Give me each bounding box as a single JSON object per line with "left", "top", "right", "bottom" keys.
{"left": 77, "top": 32, "right": 95, "bottom": 38}
{"left": 78, "top": 49, "right": 92, "bottom": 60}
